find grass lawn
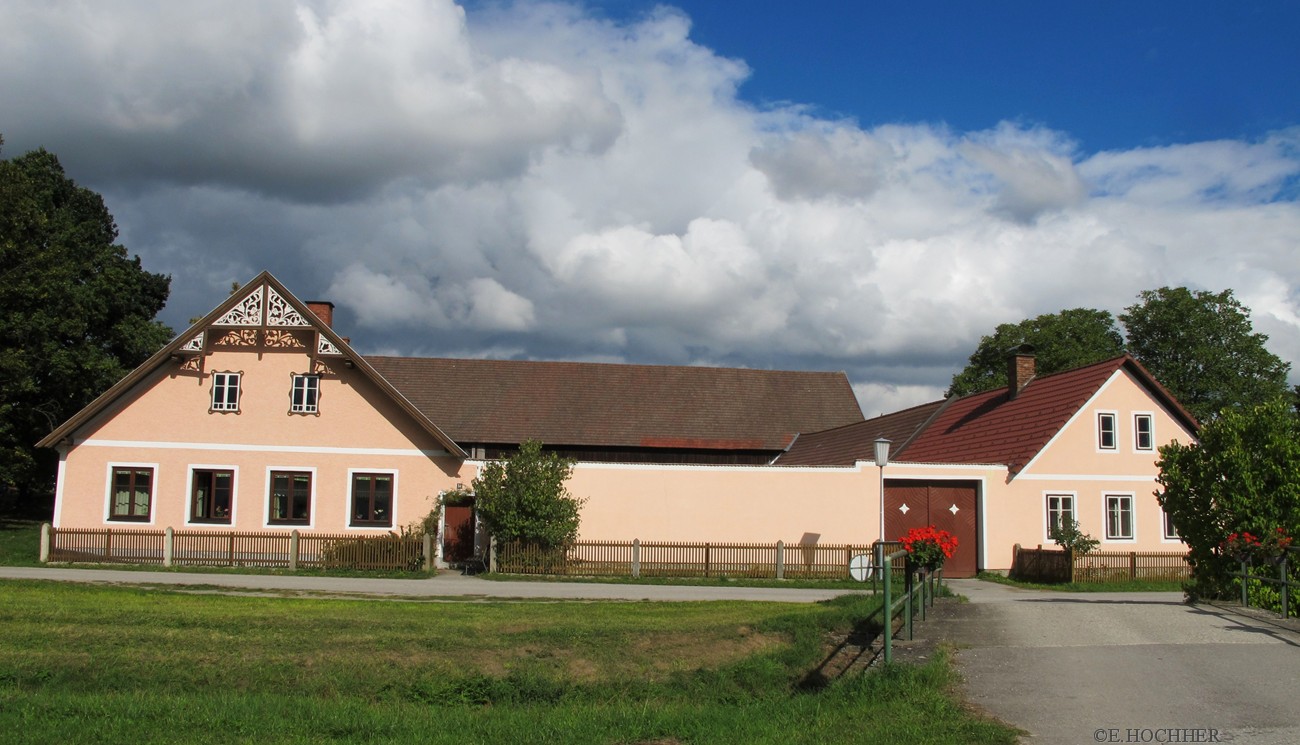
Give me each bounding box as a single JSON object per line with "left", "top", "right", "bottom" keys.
{"left": 977, "top": 571, "right": 1185, "bottom": 593}
{"left": 0, "top": 519, "right": 42, "bottom": 567}
{"left": 0, "top": 580, "right": 1017, "bottom": 744}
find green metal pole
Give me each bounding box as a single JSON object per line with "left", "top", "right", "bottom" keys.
{"left": 1282, "top": 558, "right": 1290, "bottom": 620}
{"left": 884, "top": 553, "right": 893, "bottom": 664}
{"left": 1241, "top": 560, "right": 1249, "bottom": 607}
{"left": 905, "top": 565, "right": 913, "bottom": 641}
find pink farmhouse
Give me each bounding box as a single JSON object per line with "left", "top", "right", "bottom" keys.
{"left": 40, "top": 273, "right": 1198, "bottom": 576}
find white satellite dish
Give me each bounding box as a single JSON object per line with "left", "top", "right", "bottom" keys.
{"left": 849, "top": 553, "right": 873, "bottom": 582}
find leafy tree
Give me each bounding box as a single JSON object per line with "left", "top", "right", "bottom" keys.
{"left": 1048, "top": 519, "right": 1100, "bottom": 557}
{"left": 1156, "top": 398, "right": 1300, "bottom": 597}
{"left": 471, "top": 440, "right": 583, "bottom": 549}
{"left": 0, "top": 138, "right": 173, "bottom": 499}
{"left": 1121, "top": 287, "right": 1290, "bottom": 422}
{"left": 947, "top": 308, "right": 1125, "bottom": 396}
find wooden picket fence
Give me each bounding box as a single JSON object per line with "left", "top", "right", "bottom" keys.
{"left": 1011, "top": 544, "right": 1190, "bottom": 583}
{"left": 44, "top": 525, "right": 429, "bottom": 571}
{"left": 494, "top": 539, "right": 900, "bottom": 580}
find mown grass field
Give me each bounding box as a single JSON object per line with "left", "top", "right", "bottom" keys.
{"left": 0, "top": 580, "right": 1017, "bottom": 744}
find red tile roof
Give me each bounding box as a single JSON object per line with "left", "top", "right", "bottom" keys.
{"left": 366, "top": 356, "right": 864, "bottom": 451}
{"left": 897, "top": 355, "right": 1196, "bottom": 472}
{"left": 775, "top": 355, "right": 1198, "bottom": 472}
{"left": 776, "top": 400, "right": 945, "bottom": 466}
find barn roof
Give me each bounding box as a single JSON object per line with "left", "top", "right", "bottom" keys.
{"left": 366, "top": 356, "right": 864, "bottom": 451}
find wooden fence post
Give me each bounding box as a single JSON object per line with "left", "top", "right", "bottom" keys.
{"left": 105, "top": 527, "right": 112, "bottom": 561}
{"left": 289, "top": 530, "right": 299, "bottom": 571}
{"left": 1129, "top": 552, "right": 1137, "bottom": 580}
{"left": 40, "top": 523, "right": 51, "bottom": 563}
{"left": 164, "top": 527, "right": 173, "bottom": 567}
{"left": 704, "top": 543, "right": 711, "bottom": 578}
{"left": 632, "top": 538, "right": 641, "bottom": 579}
{"left": 776, "top": 540, "right": 784, "bottom": 580}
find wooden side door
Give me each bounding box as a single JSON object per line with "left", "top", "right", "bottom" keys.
{"left": 442, "top": 505, "right": 476, "bottom": 562}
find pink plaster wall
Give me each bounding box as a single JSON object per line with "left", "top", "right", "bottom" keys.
{"left": 54, "top": 348, "right": 467, "bottom": 532}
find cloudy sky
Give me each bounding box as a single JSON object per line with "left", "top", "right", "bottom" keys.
{"left": 3, "top": 1, "right": 1298, "bottom": 416}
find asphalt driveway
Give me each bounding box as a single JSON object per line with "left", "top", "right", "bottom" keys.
{"left": 932, "top": 579, "right": 1300, "bottom": 745}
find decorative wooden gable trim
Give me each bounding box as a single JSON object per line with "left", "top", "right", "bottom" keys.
{"left": 38, "top": 271, "right": 466, "bottom": 458}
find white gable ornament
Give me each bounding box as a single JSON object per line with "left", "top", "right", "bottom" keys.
{"left": 215, "top": 286, "right": 264, "bottom": 326}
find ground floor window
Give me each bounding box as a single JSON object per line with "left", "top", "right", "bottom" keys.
{"left": 110, "top": 467, "right": 153, "bottom": 521}
{"left": 1105, "top": 494, "right": 1134, "bottom": 540}
{"left": 191, "top": 469, "right": 233, "bottom": 524}
{"left": 269, "top": 471, "right": 312, "bottom": 525}
{"left": 350, "top": 472, "right": 393, "bottom": 527}
{"left": 1046, "top": 493, "right": 1075, "bottom": 535}
{"left": 1162, "top": 508, "right": 1179, "bottom": 540}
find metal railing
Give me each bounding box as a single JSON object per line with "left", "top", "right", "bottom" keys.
{"left": 881, "top": 548, "right": 942, "bottom": 664}
{"left": 1230, "top": 549, "right": 1296, "bottom": 619}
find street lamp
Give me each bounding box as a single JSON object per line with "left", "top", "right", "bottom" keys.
{"left": 874, "top": 437, "right": 891, "bottom": 544}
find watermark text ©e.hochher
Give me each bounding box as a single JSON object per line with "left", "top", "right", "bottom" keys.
{"left": 1093, "top": 729, "right": 1223, "bottom": 743}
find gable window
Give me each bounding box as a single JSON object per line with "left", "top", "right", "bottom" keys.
{"left": 1046, "top": 493, "right": 1075, "bottom": 536}
{"left": 269, "top": 471, "right": 312, "bottom": 526}
{"left": 1105, "top": 494, "right": 1134, "bottom": 540}
{"left": 290, "top": 374, "right": 320, "bottom": 414}
{"left": 191, "top": 469, "right": 233, "bottom": 524}
{"left": 1134, "top": 414, "right": 1154, "bottom": 451}
{"left": 110, "top": 467, "right": 153, "bottom": 522}
{"left": 211, "top": 372, "right": 241, "bottom": 412}
{"left": 1097, "top": 412, "right": 1118, "bottom": 450}
{"left": 351, "top": 473, "right": 394, "bottom": 527}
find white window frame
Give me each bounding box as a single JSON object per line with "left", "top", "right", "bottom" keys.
{"left": 211, "top": 371, "right": 242, "bottom": 412}
{"left": 1096, "top": 411, "right": 1119, "bottom": 452}
{"left": 264, "top": 466, "right": 317, "bottom": 529}
{"left": 290, "top": 374, "right": 320, "bottom": 414}
{"left": 1161, "top": 506, "right": 1181, "bottom": 542}
{"left": 1103, "top": 492, "right": 1135, "bottom": 542}
{"left": 104, "top": 462, "right": 159, "bottom": 525}
{"left": 186, "top": 464, "right": 239, "bottom": 526}
{"left": 1045, "top": 492, "right": 1076, "bottom": 541}
{"left": 1133, "top": 412, "right": 1155, "bottom": 452}
{"left": 347, "top": 469, "right": 399, "bottom": 530}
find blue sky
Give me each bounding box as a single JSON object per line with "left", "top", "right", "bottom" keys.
{"left": 2, "top": 1, "right": 1298, "bottom": 414}
{"left": 586, "top": 1, "right": 1300, "bottom": 151}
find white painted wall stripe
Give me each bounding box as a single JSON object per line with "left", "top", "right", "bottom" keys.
{"left": 77, "top": 438, "right": 451, "bottom": 458}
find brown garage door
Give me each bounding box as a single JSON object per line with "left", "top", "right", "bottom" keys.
{"left": 884, "top": 480, "right": 979, "bottom": 577}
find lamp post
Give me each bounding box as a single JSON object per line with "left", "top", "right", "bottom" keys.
{"left": 874, "top": 437, "right": 891, "bottom": 546}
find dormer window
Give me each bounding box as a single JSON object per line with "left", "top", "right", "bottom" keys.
{"left": 211, "top": 372, "right": 241, "bottom": 412}
{"left": 290, "top": 374, "right": 319, "bottom": 414}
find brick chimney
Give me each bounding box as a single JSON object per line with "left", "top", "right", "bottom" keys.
{"left": 306, "top": 301, "right": 334, "bottom": 329}
{"left": 1007, "top": 344, "right": 1036, "bottom": 399}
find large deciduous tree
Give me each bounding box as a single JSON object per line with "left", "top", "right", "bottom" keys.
{"left": 1156, "top": 398, "right": 1300, "bottom": 597}
{"left": 947, "top": 308, "right": 1125, "bottom": 397}
{"left": 1120, "top": 287, "right": 1291, "bottom": 422}
{"left": 0, "top": 138, "right": 173, "bottom": 500}
{"left": 471, "top": 440, "right": 584, "bottom": 549}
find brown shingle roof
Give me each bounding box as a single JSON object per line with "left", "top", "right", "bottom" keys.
{"left": 896, "top": 354, "right": 1197, "bottom": 472}
{"left": 776, "top": 400, "right": 945, "bottom": 466}
{"left": 365, "top": 356, "right": 864, "bottom": 451}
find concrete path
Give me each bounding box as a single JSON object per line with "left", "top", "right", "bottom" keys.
{"left": 932, "top": 579, "right": 1300, "bottom": 745}
{"left": 0, "top": 565, "right": 854, "bottom": 603}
